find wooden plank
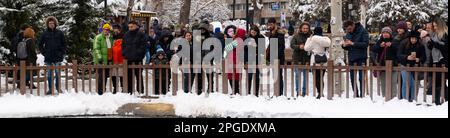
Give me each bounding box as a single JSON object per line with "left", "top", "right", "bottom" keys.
{"left": 432, "top": 65, "right": 436, "bottom": 104}
{"left": 66, "top": 63, "right": 69, "bottom": 93}
{"left": 312, "top": 64, "right": 316, "bottom": 97}
{"left": 306, "top": 63, "right": 310, "bottom": 97}
{"left": 327, "top": 60, "right": 334, "bottom": 100}
{"left": 423, "top": 71, "right": 428, "bottom": 103}
{"left": 72, "top": 60, "right": 78, "bottom": 93}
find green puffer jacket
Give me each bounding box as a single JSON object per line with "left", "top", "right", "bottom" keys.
{"left": 93, "top": 33, "right": 114, "bottom": 64}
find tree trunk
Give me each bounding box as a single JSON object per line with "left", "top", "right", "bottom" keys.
{"left": 330, "top": 0, "right": 346, "bottom": 94}
{"left": 151, "top": 0, "right": 163, "bottom": 11}
{"left": 251, "top": 0, "right": 262, "bottom": 25}
{"left": 179, "top": 0, "right": 192, "bottom": 26}
{"left": 126, "top": 0, "right": 135, "bottom": 22}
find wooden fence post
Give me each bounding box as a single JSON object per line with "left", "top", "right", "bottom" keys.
{"left": 123, "top": 60, "right": 128, "bottom": 94}
{"left": 327, "top": 60, "right": 334, "bottom": 100}
{"left": 72, "top": 60, "right": 78, "bottom": 93}
{"left": 222, "top": 60, "right": 228, "bottom": 95}
{"left": 274, "top": 60, "right": 280, "bottom": 97}
{"left": 385, "top": 60, "right": 393, "bottom": 102}
{"left": 172, "top": 66, "right": 178, "bottom": 96}
{"left": 19, "top": 61, "right": 26, "bottom": 95}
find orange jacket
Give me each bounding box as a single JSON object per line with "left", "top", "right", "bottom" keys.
{"left": 112, "top": 39, "right": 124, "bottom": 64}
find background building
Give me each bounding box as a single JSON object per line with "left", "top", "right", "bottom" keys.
{"left": 226, "top": 0, "right": 292, "bottom": 25}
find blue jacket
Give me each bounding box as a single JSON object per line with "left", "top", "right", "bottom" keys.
{"left": 343, "top": 23, "right": 369, "bottom": 62}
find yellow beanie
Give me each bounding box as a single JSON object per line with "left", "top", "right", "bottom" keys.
{"left": 103, "top": 23, "right": 111, "bottom": 30}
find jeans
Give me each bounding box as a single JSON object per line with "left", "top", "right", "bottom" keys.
{"left": 294, "top": 67, "right": 307, "bottom": 96}
{"left": 145, "top": 49, "right": 151, "bottom": 64}
{"left": 401, "top": 68, "right": 415, "bottom": 101}
{"left": 46, "top": 62, "right": 61, "bottom": 92}
{"left": 349, "top": 59, "right": 365, "bottom": 97}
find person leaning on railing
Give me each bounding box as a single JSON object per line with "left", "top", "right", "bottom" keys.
{"left": 398, "top": 30, "right": 426, "bottom": 102}
{"left": 427, "top": 18, "right": 448, "bottom": 105}
{"left": 373, "top": 27, "right": 399, "bottom": 99}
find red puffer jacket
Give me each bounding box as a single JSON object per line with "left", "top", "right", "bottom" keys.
{"left": 112, "top": 39, "right": 124, "bottom": 64}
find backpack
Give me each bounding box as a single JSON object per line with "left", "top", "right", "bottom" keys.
{"left": 17, "top": 38, "right": 30, "bottom": 59}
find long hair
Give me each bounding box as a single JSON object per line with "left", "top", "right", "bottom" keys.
{"left": 433, "top": 18, "right": 448, "bottom": 39}
{"left": 405, "top": 36, "right": 422, "bottom": 50}
{"left": 250, "top": 24, "right": 261, "bottom": 36}
{"left": 299, "top": 22, "right": 312, "bottom": 35}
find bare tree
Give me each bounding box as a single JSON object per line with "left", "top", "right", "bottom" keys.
{"left": 179, "top": 0, "right": 191, "bottom": 26}
{"left": 150, "top": 0, "right": 164, "bottom": 11}
{"left": 126, "top": 0, "right": 135, "bottom": 21}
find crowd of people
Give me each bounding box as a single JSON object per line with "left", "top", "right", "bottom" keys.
{"left": 10, "top": 15, "right": 448, "bottom": 105}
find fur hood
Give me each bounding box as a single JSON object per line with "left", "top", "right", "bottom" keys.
{"left": 45, "top": 16, "right": 59, "bottom": 28}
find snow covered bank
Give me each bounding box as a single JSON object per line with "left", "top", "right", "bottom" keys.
{"left": 0, "top": 89, "right": 447, "bottom": 118}
{"left": 0, "top": 92, "right": 147, "bottom": 118}
{"left": 152, "top": 92, "right": 448, "bottom": 118}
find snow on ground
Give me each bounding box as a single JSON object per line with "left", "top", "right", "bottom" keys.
{"left": 152, "top": 92, "right": 448, "bottom": 118}
{"left": 0, "top": 91, "right": 147, "bottom": 118}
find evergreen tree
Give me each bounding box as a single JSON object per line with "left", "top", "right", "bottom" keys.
{"left": 67, "top": 0, "right": 103, "bottom": 64}
{"left": 0, "top": 0, "right": 37, "bottom": 65}
{"left": 0, "top": 0, "right": 72, "bottom": 65}
{"left": 367, "top": 0, "right": 448, "bottom": 28}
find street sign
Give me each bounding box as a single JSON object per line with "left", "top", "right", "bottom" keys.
{"left": 271, "top": 2, "right": 280, "bottom": 10}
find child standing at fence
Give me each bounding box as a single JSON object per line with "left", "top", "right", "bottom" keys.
{"left": 398, "top": 30, "right": 426, "bottom": 102}
{"left": 111, "top": 25, "right": 124, "bottom": 94}
{"left": 151, "top": 48, "right": 169, "bottom": 95}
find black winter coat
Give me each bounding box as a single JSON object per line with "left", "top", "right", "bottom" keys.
{"left": 38, "top": 29, "right": 66, "bottom": 63}
{"left": 343, "top": 23, "right": 369, "bottom": 62}
{"left": 373, "top": 37, "right": 398, "bottom": 66}
{"left": 122, "top": 30, "right": 148, "bottom": 61}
